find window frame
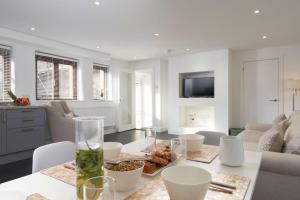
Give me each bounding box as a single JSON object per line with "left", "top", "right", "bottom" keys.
{"left": 35, "top": 54, "right": 77, "bottom": 100}
{"left": 93, "top": 64, "right": 109, "bottom": 100}
{"left": 0, "top": 45, "right": 12, "bottom": 102}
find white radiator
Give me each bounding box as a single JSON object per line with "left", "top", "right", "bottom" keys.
{"left": 68, "top": 102, "right": 119, "bottom": 134}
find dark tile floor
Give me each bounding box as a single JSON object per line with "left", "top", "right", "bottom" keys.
{"left": 0, "top": 129, "right": 177, "bottom": 183}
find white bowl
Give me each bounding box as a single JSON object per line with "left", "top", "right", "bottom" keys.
{"left": 105, "top": 163, "right": 144, "bottom": 192}
{"left": 103, "top": 142, "right": 123, "bottom": 159}
{"left": 179, "top": 134, "right": 205, "bottom": 152}
{"left": 161, "top": 166, "right": 211, "bottom": 200}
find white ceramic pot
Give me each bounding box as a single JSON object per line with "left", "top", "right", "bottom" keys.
{"left": 103, "top": 142, "right": 123, "bottom": 159}
{"left": 219, "top": 136, "right": 244, "bottom": 167}
{"left": 161, "top": 166, "right": 211, "bottom": 200}
{"left": 105, "top": 164, "right": 144, "bottom": 192}
{"left": 179, "top": 134, "right": 205, "bottom": 152}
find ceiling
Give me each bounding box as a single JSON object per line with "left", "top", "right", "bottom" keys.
{"left": 0, "top": 0, "right": 299, "bottom": 60}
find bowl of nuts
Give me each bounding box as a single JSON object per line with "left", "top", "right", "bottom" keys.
{"left": 105, "top": 160, "right": 145, "bottom": 192}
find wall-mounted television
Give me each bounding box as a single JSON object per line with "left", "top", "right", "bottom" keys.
{"left": 183, "top": 77, "right": 214, "bottom": 98}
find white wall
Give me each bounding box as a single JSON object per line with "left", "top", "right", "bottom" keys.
{"left": 167, "top": 49, "right": 230, "bottom": 134}
{"left": 230, "top": 44, "right": 300, "bottom": 128}
{"left": 0, "top": 28, "right": 131, "bottom": 131}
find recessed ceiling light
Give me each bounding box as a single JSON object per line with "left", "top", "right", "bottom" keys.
{"left": 96, "top": 46, "right": 100, "bottom": 49}
{"left": 154, "top": 33, "right": 160, "bottom": 37}
{"left": 30, "top": 27, "right": 35, "bottom": 31}
{"left": 254, "top": 9, "right": 260, "bottom": 14}
{"left": 262, "top": 35, "right": 267, "bottom": 39}
{"left": 186, "top": 48, "right": 190, "bottom": 51}
{"left": 94, "top": 1, "right": 100, "bottom": 6}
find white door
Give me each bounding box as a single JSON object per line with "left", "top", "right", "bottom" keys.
{"left": 135, "top": 71, "right": 153, "bottom": 129}
{"left": 118, "top": 71, "right": 135, "bottom": 132}
{"left": 243, "top": 59, "right": 280, "bottom": 125}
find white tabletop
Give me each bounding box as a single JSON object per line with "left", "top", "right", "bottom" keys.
{"left": 1, "top": 139, "right": 262, "bottom": 200}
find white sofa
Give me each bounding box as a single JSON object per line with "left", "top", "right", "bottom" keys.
{"left": 240, "top": 111, "right": 300, "bottom": 200}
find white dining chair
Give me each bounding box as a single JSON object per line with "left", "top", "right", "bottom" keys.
{"left": 32, "top": 141, "right": 76, "bottom": 173}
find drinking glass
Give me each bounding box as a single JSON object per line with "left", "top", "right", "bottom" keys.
{"left": 170, "top": 138, "right": 187, "bottom": 162}
{"left": 144, "top": 128, "right": 156, "bottom": 153}
{"left": 83, "top": 176, "right": 116, "bottom": 200}
{"left": 75, "top": 117, "right": 104, "bottom": 200}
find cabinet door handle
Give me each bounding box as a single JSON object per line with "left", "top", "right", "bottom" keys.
{"left": 21, "top": 110, "right": 33, "bottom": 113}
{"left": 3, "top": 112, "right": 6, "bottom": 123}
{"left": 22, "top": 119, "right": 34, "bottom": 123}
{"left": 21, "top": 128, "right": 34, "bottom": 133}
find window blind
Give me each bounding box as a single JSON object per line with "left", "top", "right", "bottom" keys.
{"left": 36, "top": 53, "right": 77, "bottom": 100}
{"left": 93, "top": 64, "right": 108, "bottom": 100}
{"left": 0, "top": 46, "right": 11, "bottom": 101}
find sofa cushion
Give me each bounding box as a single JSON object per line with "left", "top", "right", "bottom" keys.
{"left": 240, "top": 130, "right": 264, "bottom": 143}
{"left": 288, "top": 110, "right": 300, "bottom": 123}
{"left": 283, "top": 116, "right": 300, "bottom": 153}
{"left": 277, "top": 120, "right": 289, "bottom": 139}
{"left": 50, "top": 101, "right": 65, "bottom": 116}
{"left": 292, "top": 147, "right": 300, "bottom": 155}
{"left": 245, "top": 123, "right": 272, "bottom": 132}
{"left": 273, "top": 113, "right": 287, "bottom": 124}
{"left": 64, "top": 112, "right": 75, "bottom": 119}
{"left": 258, "top": 127, "right": 283, "bottom": 152}
{"left": 60, "top": 101, "right": 72, "bottom": 114}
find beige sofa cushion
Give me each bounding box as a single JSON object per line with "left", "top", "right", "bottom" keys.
{"left": 50, "top": 101, "right": 65, "bottom": 116}
{"left": 277, "top": 120, "right": 289, "bottom": 139}
{"left": 245, "top": 123, "right": 272, "bottom": 132}
{"left": 288, "top": 110, "right": 300, "bottom": 122}
{"left": 64, "top": 112, "right": 75, "bottom": 119}
{"left": 240, "top": 130, "right": 264, "bottom": 143}
{"left": 283, "top": 123, "right": 300, "bottom": 153}
{"left": 273, "top": 113, "right": 287, "bottom": 124}
{"left": 258, "top": 127, "right": 284, "bottom": 152}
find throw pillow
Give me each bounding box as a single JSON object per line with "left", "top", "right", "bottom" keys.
{"left": 258, "top": 126, "right": 284, "bottom": 152}
{"left": 276, "top": 119, "right": 289, "bottom": 139}
{"left": 272, "top": 113, "right": 287, "bottom": 125}
{"left": 292, "top": 146, "right": 300, "bottom": 155}
{"left": 64, "top": 112, "right": 75, "bottom": 119}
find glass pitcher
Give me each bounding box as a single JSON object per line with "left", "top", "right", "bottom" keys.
{"left": 75, "top": 117, "right": 104, "bottom": 200}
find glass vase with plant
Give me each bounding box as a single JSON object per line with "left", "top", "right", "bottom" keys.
{"left": 75, "top": 117, "right": 104, "bottom": 200}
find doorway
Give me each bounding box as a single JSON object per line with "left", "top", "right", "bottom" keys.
{"left": 118, "top": 71, "right": 135, "bottom": 132}
{"left": 135, "top": 70, "right": 153, "bottom": 129}
{"left": 242, "top": 59, "right": 282, "bottom": 126}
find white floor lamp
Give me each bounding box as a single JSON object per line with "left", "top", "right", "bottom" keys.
{"left": 288, "top": 79, "right": 300, "bottom": 111}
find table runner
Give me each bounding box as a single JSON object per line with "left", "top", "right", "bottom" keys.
{"left": 187, "top": 144, "right": 219, "bottom": 163}
{"left": 26, "top": 193, "right": 48, "bottom": 200}
{"left": 41, "top": 162, "right": 76, "bottom": 186}
{"left": 125, "top": 171, "right": 250, "bottom": 200}
{"left": 40, "top": 152, "right": 138, "bottom": 186}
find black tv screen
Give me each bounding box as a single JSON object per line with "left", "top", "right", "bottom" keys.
{"left": 183, "top": 77, "right": 214, "bottom": 98}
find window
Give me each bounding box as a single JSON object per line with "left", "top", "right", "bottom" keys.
{"left": 93, "top": 64, "right": 108, "bottom": 100}
{"left": 0, "top": 46, "right": 11, "bottom": 102}
{"left": 36, "top": 53, "right": 77, "bottom": 100}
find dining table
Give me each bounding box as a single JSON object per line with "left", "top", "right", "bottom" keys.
{"left": 0, "top": 139, "right": 262, "bottom": 200}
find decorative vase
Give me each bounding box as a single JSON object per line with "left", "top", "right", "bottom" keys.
{"left": 219, "top": 136, "right": 244, "bottom": 167}
{"left": 75, "top": 116, "right": 104, "bottom": 200}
